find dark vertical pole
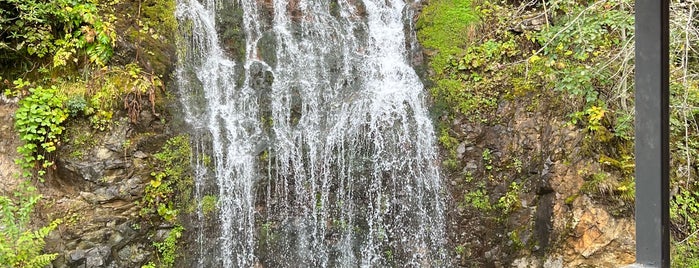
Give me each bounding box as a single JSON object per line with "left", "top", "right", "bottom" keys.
{"left": 635, "top": 0, "right": 670, "bottom": 267}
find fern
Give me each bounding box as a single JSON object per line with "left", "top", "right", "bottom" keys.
{"left": 24, "top": 253, "right": 58, "bottom": 268}
{"left": 0, "top": 183, "right": 61, "bottom": 267}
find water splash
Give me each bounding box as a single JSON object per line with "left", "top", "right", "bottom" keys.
{"left": 176, "top": 0, "right": 446, "bottom": 266}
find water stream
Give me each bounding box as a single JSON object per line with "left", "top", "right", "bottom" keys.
{"left": 176, "top": 0, "right": 446, "bottom": 266}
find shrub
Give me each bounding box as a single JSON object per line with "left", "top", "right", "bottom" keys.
{"left": 65, "top": 95, "right": 88, "bottom": 117}
{"left": 0, "top": 182, "right": 62, "bottom": 267}
{"left": 14, "top": 85, "right": 68, "bottom": 178}
{"left": 0, "top": 0, "right": 114, "bottom": 67}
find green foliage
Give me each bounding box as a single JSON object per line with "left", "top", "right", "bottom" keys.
{"left": 418, "top": 0, "right": 699, "bottom": 264}
{"left": 0, "top": 0, "right": 114, "bottom": 68}
{"left": 456, "top": 39, "right": 519, "bottom": 72}
{"left": 65, "top": 95, "right": 88, "bottom": 117}
{"left": 139, "top": 0, "right": 178, "bottom": 40}
{"left": 462, "top": 185, "right": 492, "bottom": 212}
{"left": 152, "top": 225, "right": 183, "bottom": 268}
{"left": 673, "top": 235, "right": 699, "bottom": 268}
{"left": 416, "top": 0, "right": 478, "bottom": 73}
{"left": 2, "top": 0, "right": 166, "bottom": 131}
{"left": 672, "top": 189, "right": 699, "bottom": 236}
{"left": 437, "top": 126, "right": 460, "bottom": 170}
{"left": 142, "top": 174, "right": 175, "bottom": 222}
{"left": 577, "top": 153, "right": 636, "bottom": 203}
{"left": 532, "top": 0, "right": 634, "bottom": 133}
{"left": 14, "top": 84, "right": 68, "bottom": 178}
{"left": 454, "top": 244, "right": 466, "bottom": 256}
{"left": 564, "top": 194, "right": 579, "bottom": 205}
{"left": 497, "top": 182, "right": 521, "bottom": 215}
{"left": 123, "top": 0, "right": 178, "bottom": 74}
{"left": 89, "top": 110, "right": 113, "bottom": 131}
{"left": 669, "top": 11, "right": 699, "bottom": 258}
{"left": 507, "top": 229, "right": 524, "bottom": 250}
{"left": 142, "top": 135, "right": 193, "bottom": 223}
{"left": 200, "top": 195, "right": 218, "bottom": 217}
{"left": 52, "top": 64, "right": 163, "bottom": 131}
{"left": 153, "top": 135, "right": 192, "bottom": 186}
{"left": 482, "top": 148, "right": 493, "bottom": 171}
{"left": 581, "top": 172, "right": 612, "bottom": 196}
{"left": 139, "top": 136, "right": 192, "bottom": 266}
{"left": 421, "top": 2, "right": 524, "bottom": 123}
{"left": 0, "top": 182, "right": 62, "bottom": 267}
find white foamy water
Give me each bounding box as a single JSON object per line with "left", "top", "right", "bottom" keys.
{"left": 176, "top": 0, "right": 446, "bottom": 266}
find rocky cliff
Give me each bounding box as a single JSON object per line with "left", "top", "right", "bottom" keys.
{"left": 0, "top": 0, "right": 644, "bottom": 267}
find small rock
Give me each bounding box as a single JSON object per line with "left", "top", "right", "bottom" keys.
{"left": 85, "top": 246, "right": 110, "bottom": 268}
{"left": 80, "top": 191, "right": 99, "bottom": 204}
{"left": 70, "top": 249, "right": 85, "bottom": 262}
{"left": 543, "top": 257, "right": 563, "bottom": 268}
{"left": 456, "top": 142, "right": 467, "bottom": 158}
{"left": 93, "top": 187, "right": 119, "bottom": 202}
{"left": 133, "top": 151, "right": 148, "bottom": 159}
{"left": 484, "top": 248, "right": 495, "bottom": 260}
{"left": 117, "top": 243, "right": 149, "bottom": 264}
{"left": 155, "top": 229, "right": 171, "bottom": 241}
{"left": 109, "top": 232, "right": 124, "bottom": 244}
{"left": 96, "top": 147, "right": 113, "bottom": 160}
{"left": 463, "top": 161, "right": 478, "bottom": 172}
{"left": 120, "top": 176, "right": 144, "bottom": 198}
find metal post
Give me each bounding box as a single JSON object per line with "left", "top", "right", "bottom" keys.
{"left": 634, "top": 0, "right": 670, "bottom": 267}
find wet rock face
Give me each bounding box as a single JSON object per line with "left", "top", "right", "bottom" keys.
{"left": 443, "top": 94, "right": 635, "bottom": 266}
{"left": 216, "top": 1, "right": 247, "bottom": 62}
{"left": 43, "top": 116, "right": 171, "bottom": 268}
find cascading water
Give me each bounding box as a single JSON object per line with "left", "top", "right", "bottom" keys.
{"left": 176, "top": 0, "right": 446, "bottom": 266}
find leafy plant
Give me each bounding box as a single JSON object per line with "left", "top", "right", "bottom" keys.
{"left": 65, "top": 95, "right": 88, "bottom": 117}
{"left": 142, "top": 135, "right": 193, "bottom": 223}
{"left": 152, "top": 225, "right": 184, "bottom": 268}
{"left": 0, "top": 182, "right": 62, "bottom": 267}
{"left": 0, "top": 0, "right": 115, "bottom": 67}
{"left": 14, "top": 85, "right": 68, "bottom": 178}
{"left": 462, "top": 185, "right": 492, "bottom": 212}
{"left": 497, "top": 182, "right": 521, "bottom": 214}
{"left": 482, "top": 148, "right": 493, "bottom": 171}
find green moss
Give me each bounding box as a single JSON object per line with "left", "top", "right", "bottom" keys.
{"left": 416, "top": 0, "right": 478, "bottom": 73}
{"left": 507, "top": 229, "right": 524, "bottom": 250}
{"left": 141, "top": 0, "right": 178, "bottom": 36}
{"left": 673, "top": 235, "right": 699, "bottom": 268}
{"left": 581, "top": 172, "right": 609, "bottom": 195}
{"left": 564, "top": 194, "right": 579, "bottom": 205}
{"left": 214, "top": 2, "right": 246, "bottom": 62}
{"left": 200, "top": 195, "right": 218, "bottom": 217}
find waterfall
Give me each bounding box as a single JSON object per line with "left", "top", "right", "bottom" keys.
{"left": 176, "top": 0, "right": 446, "bottom": 266}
